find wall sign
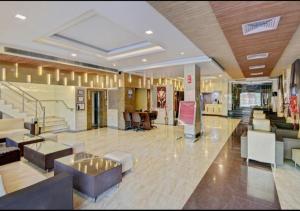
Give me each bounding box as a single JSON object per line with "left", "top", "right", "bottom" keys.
{"left": 76, "top": 88, "right": 85, "bottom": 111}
{"left": 187, "top": 75, "right": 192, "bottom": 84}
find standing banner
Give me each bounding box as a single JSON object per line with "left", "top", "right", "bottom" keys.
{"left": 178, "top": 101, "right": 196, "bottom": 125}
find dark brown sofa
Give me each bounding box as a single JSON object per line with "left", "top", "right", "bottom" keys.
{"left": 0, "top": 146, "right": 20, "bottom": 166}
{"left": 0, "top": 173, "right": 73, "bottom": 210}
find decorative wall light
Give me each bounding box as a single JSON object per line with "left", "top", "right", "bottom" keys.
{"left": 64, "top": 77, "right": 68, "bottom": 86}
{"left": 27, "top": 75, "right": 31, "bottom": 83}
{"left": 114, "top": 74, "right": 117, "bottom": 83}
{"left": 143, "top": 74, "right": 146, "bottom": 87}
{"left": 38, "top": 66, "right": 43, "bottom": 76}
{"left": 47, "top": 74, "right": 51, "bottom": 85}
{"left": 15, "top": 63, "right": 19, "bottom": 78}
{"left": 78, "top": 75, "right": 82, "bottom": 87}
{"left": 138, "top": 78, "right": 142, "bottom": 88}
{"left": 118, "top": 78, "right": 123, "bottom": 88}
{"left": 90, "top": 80, "right": 94, "bottom": 88}
{"left": 109, "top": 78, "right": 113, "bottom": 88}
{"left": 159, "top": 77, "right": 162, "bottom": 85}
{"left": 100, "top": 76, "right": 104, "bottom": 88}
{"left": 56, "top": 69, "right": 60, "bottom": 82}
{"left": 106, "top": 75, "right": 109, "bottom": 87}
{"left": 2, "top": 68, "right": 6, "bottom": 81}
{"left": 84, "top": 73, "right": 88, "bottom": 83}
{"left": 96, "top": 75, "right": 99, "bottom": 83}
{"left": 128, "top": 74, "right": 132, "bottom": 83}
{"left": 71, "top": 71, "right": 75, "bottom": 81}
{"left": 150, "top": 74, "right": 154, "bottom": 85}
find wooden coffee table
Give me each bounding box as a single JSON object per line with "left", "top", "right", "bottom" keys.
{"left": 54, "top": 152, "right": 122, "bottom": 201}
{"left": 6, "top": 134, "right": 44, "bottom": 156}
{"left": 24, "top": 141, "right": 72, "bottom": 171}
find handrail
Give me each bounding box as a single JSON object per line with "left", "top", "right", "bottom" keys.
{"left": 40, "top": 100, "right": 74, "bottom": 111}
{"left": 0, "top": 81, "right": 46, "bottom": 129}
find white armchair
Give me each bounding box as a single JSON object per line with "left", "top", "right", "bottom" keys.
{"left": 252, "top": 119, "right": 271, "bottom": 132}
{"left": 247, "top": 130, "right": 276, "bottom": 167}
{"left": 253, "top": 113, "right": 266, "bottom": 119}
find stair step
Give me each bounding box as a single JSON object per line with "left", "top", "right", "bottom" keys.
{"left": 42, "top": 125, "right": 69, "bottom": 133}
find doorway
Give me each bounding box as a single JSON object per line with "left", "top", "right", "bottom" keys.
{"left": 87, "top": 89, "right": 107, "bottom": 130}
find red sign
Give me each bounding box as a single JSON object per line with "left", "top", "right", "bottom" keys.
{"left": 178, "top": 101, "right": 196, "bottom": 125}
{"left": 290, "top": 96, "right": 298, "bottom": 113}
{"left": 187, "top": 75, "right": 192, "bottom": 84}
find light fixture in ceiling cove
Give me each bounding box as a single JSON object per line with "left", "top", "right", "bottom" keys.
{"left": 247, "top": 53, "right": 269, "bottom": 60}
{"left": 15, "top": 14, "right": 27, "bottom": 20}
{"left": 250, "top": 72, "right": 264, "bottom": 76}
{"left": 242, "top": 16, "right": 280, "bottom": 36}
{"left": 249, "top": 65, "right": 266, "bottom": 70}
{"left": 106, "top": 46, "right": 165, "bottom": 61}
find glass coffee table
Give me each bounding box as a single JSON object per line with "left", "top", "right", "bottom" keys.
{"left": 6, "top": 134, "right": 44, "bottom": 156}
{"left": 54, "top": 152, "right": 122, "bottom": 201}
{"left": 24, "top": 140, "right": 73, "bottom": 171}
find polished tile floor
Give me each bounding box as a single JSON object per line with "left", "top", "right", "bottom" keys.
{"left": 183, "top": 122, "right": 281, "bottom": 209}
{"left": 1, "top": 116, "right": 300, "bottom": 209}
{"left": 0, "top": 116, "right": 239, "bottom": 209}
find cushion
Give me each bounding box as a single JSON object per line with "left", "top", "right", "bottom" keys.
{"left": 0, "top": 118, "right": 24, "bottom": 131}
{"left": 104, "top": 151, "right": 133, "bottom": 173}
{"left": 275, "top": 122, "right": 299, "bottom": 130}
{"left": 0, "top": 175, "right": 6, "bottom": 197}
{"left": 253, "top": 119, "right": 270, "bottom": 132}
{"left": 0, "top": 129, "right": 30, "bottom": 139}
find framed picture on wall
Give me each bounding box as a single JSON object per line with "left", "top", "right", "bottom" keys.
{"left": 76, "top": 103, "right": 85, "bottom": 110}
{"left": 157, "top": 86, "right": 166, "bottom": 108}
{"left": 78, "top": 89, "right": 84, "bottom": 96}
{"left": 77, "top": 96, "right": 84, "bottom": 102}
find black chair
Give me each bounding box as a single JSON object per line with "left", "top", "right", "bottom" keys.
{"left": 150, "top": 110, "right": 158, "bottom": 128}
{"left": 123, "top": 112, "right": 132, "bottom": 130}
{"left": 132, "top": 112, "right": 144, "bottom": 131}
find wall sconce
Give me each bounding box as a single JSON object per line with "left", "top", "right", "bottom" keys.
{"left": 96, "top": 75, "right": 99, "bottom": 83}
{"left": 15, "top": 63, "right": 19, "bottom": 78}
{"left": 84, "top": 72, "right": 88, "bottom": 83}
{"left": 2, "top": 68, "right": 6, "bottom": 81}
{"left": 114, "top": 74, "right": 117, "bottom": 83}
{"left": 78, "top": 75, "right": 82, "bottom": 87}
{"left": 71, "top": 71, "right": 75, "bottom": 81}
{"left": 56, "top": 69, "right": 60, "bottom": 82}
{"left": 27, "top": 75, "right": 31, "bottom": 83}
{"left": 47, "top": 74, "right": 51, "bottom": 85}
{"left": 64, "top": 77, "right": 68, "bottom": 86}
{"left": 38, "top": 66, "right": 43, "bottom": 76}
{"left": 128, "top": 74, "right": 132, "bottom": 83}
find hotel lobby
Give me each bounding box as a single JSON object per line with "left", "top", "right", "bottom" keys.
{"left": 0, "top": 1, "right": 300, "bottom": 210}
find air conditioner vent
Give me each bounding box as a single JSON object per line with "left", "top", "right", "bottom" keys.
{"left": 3, "top": 47, "right": 118, "bottom": 72}
{"left": 242, "top": 16, "right": 280, "bottom": 36}
{"left": 247, "top": 53, "right": 269, "bottom": 60}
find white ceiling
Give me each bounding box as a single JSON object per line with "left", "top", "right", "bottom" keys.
{"left": 0, "top": 1, "right": 206, "bottom": 72}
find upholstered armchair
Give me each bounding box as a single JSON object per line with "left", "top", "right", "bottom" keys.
{"left": 247, "top": 130, "right": 276, "bottom": 167}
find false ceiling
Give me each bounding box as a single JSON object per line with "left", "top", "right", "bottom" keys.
{"left": 209, "top": 1, "right": 300, "bottom": 78}
{"left": 0, "top": 1, "right": 205, "bottom": 72}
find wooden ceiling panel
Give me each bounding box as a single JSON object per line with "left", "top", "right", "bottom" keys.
{"left": 149, "top": 1, "right": 244, "bottom": 79}
{"left": 210, "top": 1, "right": 300, "bottom": 77}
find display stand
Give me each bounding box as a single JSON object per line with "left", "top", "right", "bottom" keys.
{"left": 178, "top": 101, "right": 198, "bottom": 142}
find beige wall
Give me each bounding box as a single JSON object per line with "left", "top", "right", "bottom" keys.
{"left": 135, "top": 88, "right": 148, "bottom": 111}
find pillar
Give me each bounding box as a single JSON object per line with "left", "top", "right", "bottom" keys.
{"left": 183, "top": 64, "right": 201, "bottom": 141}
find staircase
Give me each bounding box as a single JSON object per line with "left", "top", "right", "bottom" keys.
{"left": 0, "top": 81, "right": 69, "bottom": 133}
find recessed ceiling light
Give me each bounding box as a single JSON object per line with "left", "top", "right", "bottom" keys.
{"left": 142, "top": 58, "right": 147, "bottom": 62}
{"left": 250, "top": 72, "right": 264, "bottom": 76}
{"left": 218, "top": 74, "right": 222, "bottom": 77}
{"left": 113, "top": 64, "right": 116, "bottom": 67}
{"left": 71, "top": 53, "right": 77, "bottom": 57}
{"left": 180, "top": 52, "right": 185, "bottom": 55}
{"left": 15, "top": 14, "right": 26, "bottom": 20}
{"left": 249, "top": 65, "right": 265, "bottom": 70}
{"left": 145, "top": 30, "right": 153, "bottom": 35}
{"left": 247, "top": 53, "right": 269, "bottom": 60}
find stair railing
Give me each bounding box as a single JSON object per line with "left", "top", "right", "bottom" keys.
{"left": 0, "top": 81, "right": 46, "bottom": 129}
{"left": 39, "top": 100, "right": 74, "bottom": 111}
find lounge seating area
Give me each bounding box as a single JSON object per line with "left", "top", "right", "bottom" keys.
{"left": 123, "top": 110, "right": 158, "bottom": 131}
{"left": 242, "top": 108, "right": 300, "bottom": 167}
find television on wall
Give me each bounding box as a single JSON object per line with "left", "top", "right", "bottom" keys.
{"left": 240, "top": 92, "right": 261, "bottom": 107}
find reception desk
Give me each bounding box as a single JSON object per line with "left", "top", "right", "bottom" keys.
{"left": 203, "top": 104, "right": 223, "bottom": 116}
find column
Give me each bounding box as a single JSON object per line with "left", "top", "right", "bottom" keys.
{"left": 184, "top": 64, "right": 201, "bottom": 141}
